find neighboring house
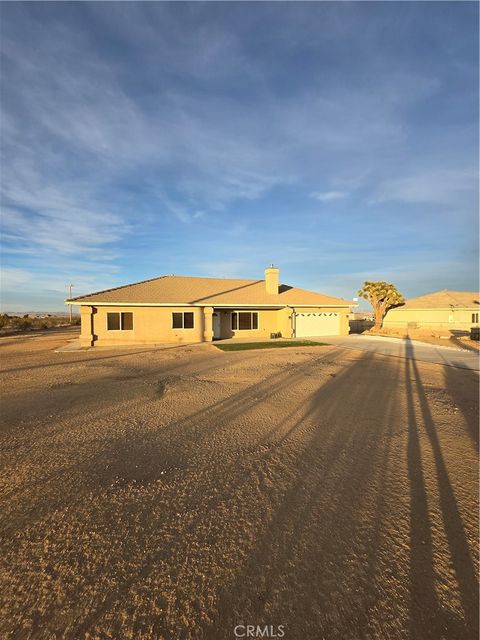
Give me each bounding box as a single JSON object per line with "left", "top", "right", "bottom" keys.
{"left": 383, "top": 290, "right": 479, "bottom": 331}
{"left": 349, "top": 310, "right": 375, "bottom": 333}
{"left": 351, "top": 310, "right": 375, "bottom": 321}
{"left": 67, "top": 266, "right": 353, "bottom": 347}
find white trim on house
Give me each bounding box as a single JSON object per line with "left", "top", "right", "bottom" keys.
{"left": 67, "top": 301, "right": 353, "bottom": 308}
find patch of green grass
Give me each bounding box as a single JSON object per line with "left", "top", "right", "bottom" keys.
{"left": 214, "top": 340, "right": 328, "bottom": 351}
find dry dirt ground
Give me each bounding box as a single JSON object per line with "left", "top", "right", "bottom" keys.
{"left": 1, "top": 329, "right": 478, "bottom": 640}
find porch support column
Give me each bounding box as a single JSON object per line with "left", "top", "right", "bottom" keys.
{"left": 80, "top": 305, "right": 94, "bottom": 347}
{"left": 340, "top": 310, "right": 350, "bottom": 336}
{"left": 203, "top": 306, "right": 214, "bottom": 342}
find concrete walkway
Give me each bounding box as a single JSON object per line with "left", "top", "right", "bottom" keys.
{"left": 320, "top": 334, "right": 479, "bottom": 371}
{"left": 54, "top": 338, "right": 83, "bottom": 352}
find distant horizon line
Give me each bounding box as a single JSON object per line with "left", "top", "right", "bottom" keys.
{"left": 0, "top": 310, "right": 80, "bottom": 315}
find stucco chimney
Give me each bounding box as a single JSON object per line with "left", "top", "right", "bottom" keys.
{"left": 265, "top": 264, "right": 279, "bottom": 295}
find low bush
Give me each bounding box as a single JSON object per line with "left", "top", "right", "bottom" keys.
{"left": 0, "top": 314, "right": 80, "bottom": 333}
{"left": 12, "top": 317, "right": 33, "bottom": 331}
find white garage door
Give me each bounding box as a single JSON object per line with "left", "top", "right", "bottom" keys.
{"left": 295, "top": 312, "right": 340, "bottom": 337}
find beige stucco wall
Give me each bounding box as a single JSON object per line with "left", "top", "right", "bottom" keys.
{"left": 80, "top": 306, "right": 95, "bottom": 347}
{"left": 216, "top": 307, "right": 349, "bottom": 339}
{"left": 216, "top": 308, "right": 285, "bottom": 340}
{"left": 383, "top": 307, "right": 478, "bottom": 330}
{"left": 340, "top": 309, "right": 350, "bottom": 335}
{"left": 81, "top": 306, "right": 205, "bottom": 346}
{"left": 79, "top": 304, "right": 350, "bottom": 347}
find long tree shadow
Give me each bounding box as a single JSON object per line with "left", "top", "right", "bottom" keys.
{"left": 0, "top": 341, "right": 209, "bottom": 374}
{"left": 2, "top": 349, "right": 344, "bottom": 539}
{"left": 206, "top": 352, "right": 402, "bottom": 639}
{"left": 405, "top": 352, "right": 441, "bottom": 639}
{"left": 405, "top": 338, "right": 479, "bottom": 639}
{"left": 90, "top": 348, "right": 349, "bottom": 486}
{"left": 9, "top": 343, "right": 478, "bottom": 640}
{"left": 0, "top": 346, "right": 261, "bottom": 433}
{"left": 1, "top": 345, "right": 289, "bottom": 534}
{"left": 63, "top": 349, "right": 352, "bottom": 638}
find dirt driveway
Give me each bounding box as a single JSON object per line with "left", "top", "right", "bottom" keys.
{"left": 1, "top": 330, "right": 478, "bottom": 639}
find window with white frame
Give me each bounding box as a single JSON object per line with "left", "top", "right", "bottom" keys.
{"left": 172, "top": 311, "right": 194, "bottom": 329}
{"left": 107, "top": 312, "right": 133, "bottom": 331}
{"left": 472, "top": 313, "right": 479, "bottom": 323}
{"left": 231, "top": 311, "right": 259, "bottom": 330}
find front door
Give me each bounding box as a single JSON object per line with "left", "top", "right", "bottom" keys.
{"left": 212, "top": 312, "right": 221, "bottom": 339}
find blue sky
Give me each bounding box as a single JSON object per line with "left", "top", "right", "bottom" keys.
{"left": 1, "top": 1, "right": 478, "bottom": 311}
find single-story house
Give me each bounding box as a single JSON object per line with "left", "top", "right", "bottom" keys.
{"left": 66, "top": 266, "right": 353, "bottom": 347}
{"left": 383, "top": 290, "right": 479, "bottom": 331}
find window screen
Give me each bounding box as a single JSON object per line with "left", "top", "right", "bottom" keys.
{"left": 183, "top": 312, "right": 194, "bottom": 329}
{"left": 238, "top": 312, "right": 252, "bottom": 330}
{"left": 107, "top": 312, "right": 120, "bottom": 330}
{"left": 172, "top": 312, "right": 183, "bottom": 329}
{"left": 121, "top": 312, "right": 133, "bottom": 330}
{"left": 172, "top": 312, "right": 195, "bottom": 329}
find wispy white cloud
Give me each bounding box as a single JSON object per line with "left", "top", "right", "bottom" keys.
{"left": 370, "top": 169, "right": 477, "bottom": 205}
{"left": 320, "top": 259, "right": 479, "bottom": 301}
{"left": 1, "top": 6, "right": 443, "bottom": 222}
{"left": 0, "top": 267, "right": 31, "bottom": 288}
{"left": 0, "top": 2, "right": 477, "bottom": 309}
{"left": 0, "top": 265, "right": 121, "bottom": 312}
{"left": 310, "top": 191, "right": 347, "bottom": 202}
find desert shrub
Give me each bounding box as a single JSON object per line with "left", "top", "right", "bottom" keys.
{"left": 12, "top": 317, "right": 33, "bottom": 331}
{"left": 32, "top": 316, "right": 61, "bottom": 329}
{"left": 0, "top": 314, "right": 78, "bottom": 333}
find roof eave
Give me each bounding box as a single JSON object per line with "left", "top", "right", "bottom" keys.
{"left": 65, "top": 300, "right": 354, "bottom": 308}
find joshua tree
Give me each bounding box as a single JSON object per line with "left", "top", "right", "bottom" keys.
{"left": 358, "top": 281, "right": 404, "bottom": 330}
